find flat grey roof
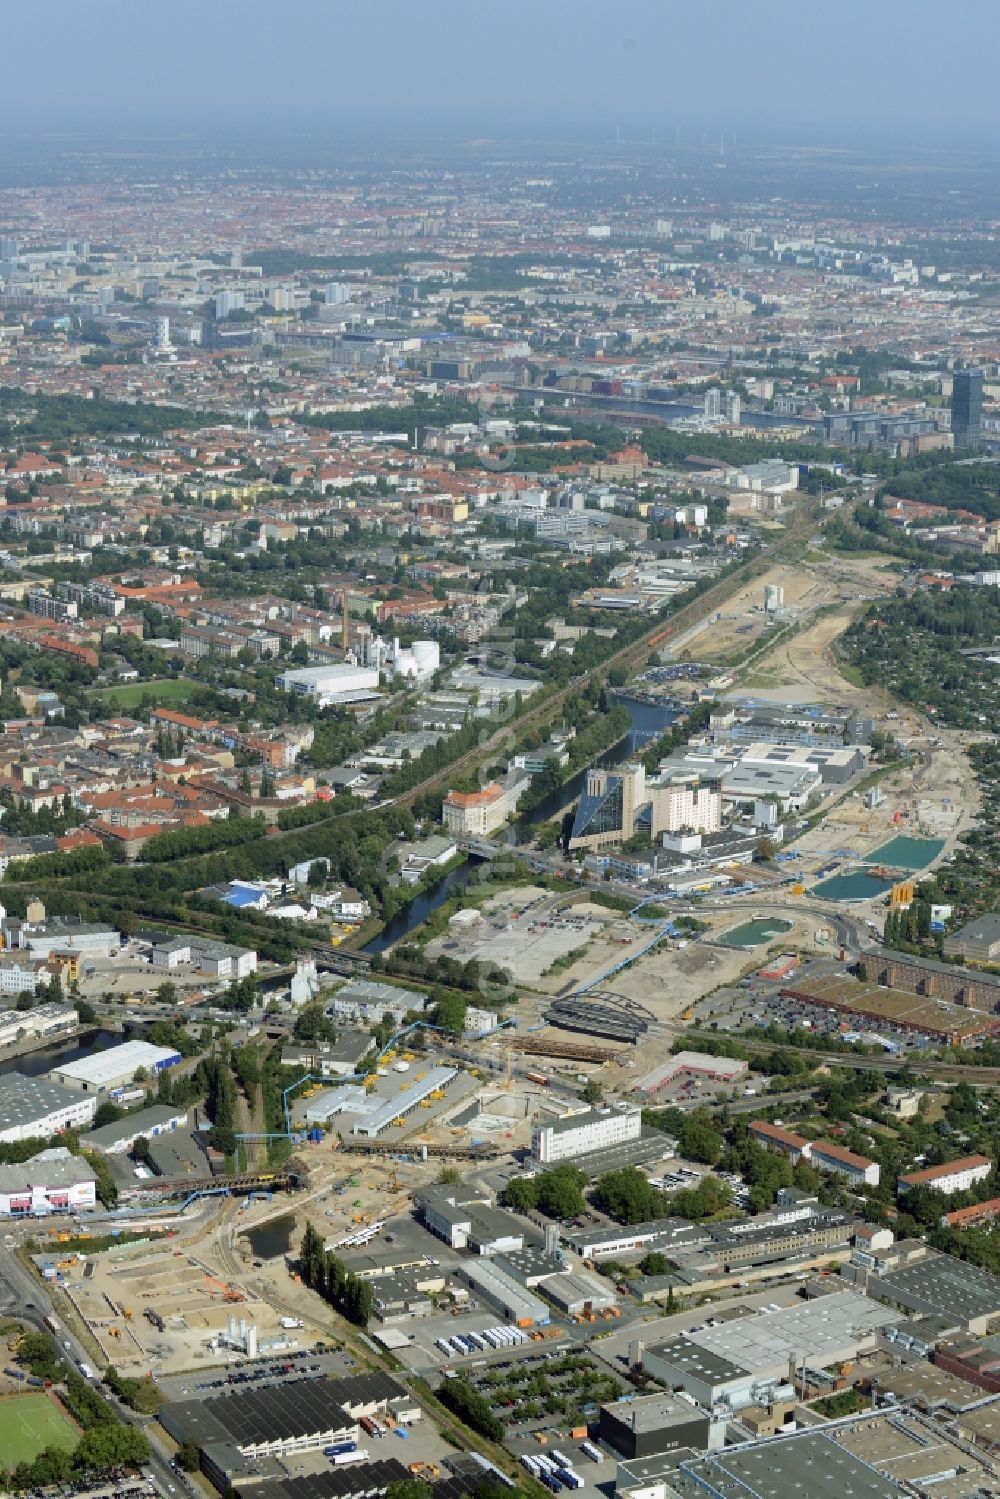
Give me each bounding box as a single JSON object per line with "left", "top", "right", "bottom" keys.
{"left": 673, "top": 1431, "right": 904, "bottom": 1499}
{"left": 0, "top": 1073, "right": 88, "bottom": 1132}
{"left": 687, "top": 1290, "right": 897, "bottom": 1374}
{"left": 86, "top": 1104, "right": 184, "bottom": 1148}
{"left": 647, "top": 1333, "right": 748, "bottom": 1386}
{"left": 603, "top": 1392, "right": 706, "bottom": 1435}
{"left": 878, "top": 1252, "right": 1000, "bottom": 1325}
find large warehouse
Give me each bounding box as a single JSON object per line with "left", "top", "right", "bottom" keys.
{"left": 49, "top": 1040, "right": 182, "bottom": 1096}
{"left": 0, "top": 1073, "right": 97, "bottom": 1142}
{"left": 160, "top": 1373, "right": 407, "bottom": 1490}
{"left": 276, "top": 663, "right": 379, "bottom": 707}
{"left": 641, "top": 1290, "right": 897, "bottom": 1407}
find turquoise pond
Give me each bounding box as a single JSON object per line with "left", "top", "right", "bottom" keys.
{"left": 811, "top": 871, "right": 895, "bottom": 901}
{"left": 863, "top": 836, "right": 945, "bottom": 872}
{"left": 718, "top": 918, "right": 793, "bottom": 948}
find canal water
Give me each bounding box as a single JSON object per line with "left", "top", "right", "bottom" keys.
{"left": 0, "top": 1027, "right": 121, "bottom": 1080}
{"left": 244, "top": 1213, "right": 296, "bottom": 1260}
{"left": 512, "top": 694, "right": 681, "bottom": 829}
{"left": 365, "top": 696, "right": 680, "bottom": 954}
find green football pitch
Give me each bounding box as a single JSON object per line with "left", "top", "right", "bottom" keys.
{"left": 0, "top": 1392, "right": 78, "bottom": 1470}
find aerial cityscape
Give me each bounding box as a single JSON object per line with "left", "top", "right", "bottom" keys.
{"left": 1, "top": 6, "right": 1000, "bottom": 1499}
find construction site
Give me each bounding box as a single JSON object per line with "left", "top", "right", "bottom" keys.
{"left": 53, "top": 1245, "right": 318, "bottom": 1377}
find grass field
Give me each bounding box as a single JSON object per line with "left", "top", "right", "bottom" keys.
{"left": 87, "top": 677, "right": 197, "bottom": 708}
{"left": 0, "top": 1392, "right": 77, "bottom": 1470}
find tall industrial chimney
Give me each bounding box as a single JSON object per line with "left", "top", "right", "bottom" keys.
{"left": 341, "top": 588, "right": 350, "bottom": 654}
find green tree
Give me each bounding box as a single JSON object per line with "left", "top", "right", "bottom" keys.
{"left": 177, "top": 1439, "right": 201, "bottom": 1473}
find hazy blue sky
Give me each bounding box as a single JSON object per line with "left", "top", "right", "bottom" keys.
{"left": 5, "top": 0, "right": 999, "bottom": 143}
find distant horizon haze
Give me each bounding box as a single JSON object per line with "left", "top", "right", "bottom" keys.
{"left": 2, "top": 0, "right": 998, "bottom": 146}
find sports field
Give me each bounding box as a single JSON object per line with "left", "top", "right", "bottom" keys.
{"left": 87, "top": 677, "right": 196, "bottom": 709}
{"left": 0, "top": 1392, "right": 77, "bottom": 1470}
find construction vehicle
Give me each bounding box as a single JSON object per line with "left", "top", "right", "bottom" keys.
{"left": 419, "top": 1099, "right": 432, "bottom": 1108}
{"left": 109, "top": 1327, "right": 120, "bottom": 1339}
{"left": 123, "top": 1307, "right": 133, "bottom": 1320}
{"left": 203, "top": 1273, "right": 243, "bottom": 1303}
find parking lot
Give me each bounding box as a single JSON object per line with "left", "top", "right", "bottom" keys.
{"left": 155, "top": 1348, "right": 357, "bottom": 1404}
{"left": 690, "top": 965, "right": 949, "bottom": 1055}
{"left": 427, "top": 894, "right": 612, "bottom": 987}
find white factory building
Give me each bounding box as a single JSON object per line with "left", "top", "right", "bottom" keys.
{"left": 390, "top": 638, "right": 440, "bottom": 683}
{"left": 0, "top": 1148, "right": 96, "bottom": 1217}
{"left": 0, "top": 1074, "right": 97, "bottom": 1142}
{"left": 50, "top": 1040, "right": 182, "bottom": 1096}
{"left": 276, "top": 663, "right": 380, "bottom": 707}
{"left": 0, "top": 1003, "right": 78, "bottom": 1046}
{"left": 533, "top": 1105, "right": 642, "bottom": 1164}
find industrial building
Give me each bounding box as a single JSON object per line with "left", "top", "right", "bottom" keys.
{"left": 634, "top": 1052, "right": 748, "bottom": 1096}
{"left": 389, "top": 638, "right": 440, "bottom": 682}
{"left": 598, "top": 1391, "right": 711, "bottom": 1460}
{"left": 350, "top": 1066, "right": 457, "bottom": 1137}
{"left": 150, "top": 935, "right": 257, "bottom": 979}
{"left": 861, "top": 948, "right": 1000, "bottom": 1011}
{"left": 739, "top": 742, "right": 867, "bottom": 785}
{"left": 0, "top": 1072, "right": 97, "bottom": 1142}
{"left": 641, "top": 1290, "right": 897, "bottom": 1409}
{"left": 276, "top": 663, "right": 380, "bottom": 707}
{"left": 325, "top": 979, "right": 426, "bottom": 1026}
{"left": 14, "top": 917, "right": 120, "bottom": 960}
{"left": 0, "top": 1148, "right": 96, "bottom": 1216}
{"left": 897, "top": 1153, "right": 993, "bottom": 1196}
{"left": 533, "top": 1104, "right": 642, "bottom": 1164}
{"left": 0, "top": 1002, "right": 77, "bottom": 1045}
{"left": 160, "top": 1372, "right": 407, "bottom": 1491}
{"left": 781, "top": 973, "right": 1000, "bottom": 1044}
{"left": 846, "top": 1242, "right": 1000, "bottom": 1334}
{"left": 661, "top": 1429, "right": 906, "bottom": 1499}
{"left": 541, "top": 1269, "right": 617, "bottom": 1317}
{"left": 49, "top": 1040, "right": 182, "bottom": 1095}
{"left": 454, "top": 1259, "right": 550, "bottom": 1326}
{"left": 85, "top": 1104, "right": 190, "bottom": 1155}
{"left": 942, "top": 913, "right": 1000, "bottom": 965}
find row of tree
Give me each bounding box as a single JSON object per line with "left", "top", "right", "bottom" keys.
{"left": 299, "top": 1223, "right": 373, "bottom": 1326}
